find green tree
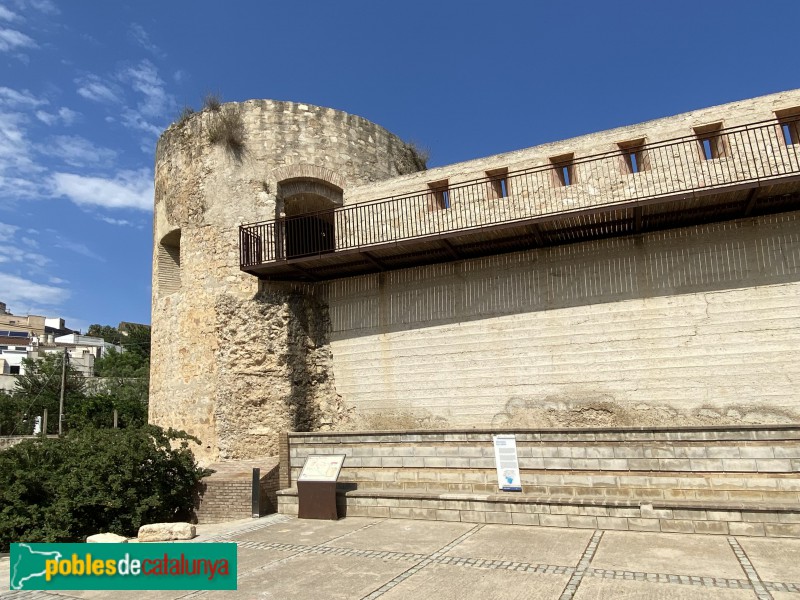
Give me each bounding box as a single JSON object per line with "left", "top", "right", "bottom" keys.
{"left": 0, "top": 426, "right": 210, "bottom": 551}
{"left": 13, "top": 354, "right": 86, "bottom": 435}
{"left": 121, "top": 324, "right": 151, "bottom": 360}
{"left": 94, "top": 348, "right": 148, "bottom": 378}
{"left": 0, "top": 391, "right": 26, "bottom": 436}
{"left": 86, "top": 324, "right": 122, "bottom": 345}
{"left": 93, "top": 348, "right": 149, "bottom": 426}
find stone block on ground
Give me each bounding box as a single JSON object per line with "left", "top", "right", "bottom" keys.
{"left": 87, "top": 533, "right": 128, "bottom": 543}
{"left": 137, "top": 522, "right": 196, "bottom": 542}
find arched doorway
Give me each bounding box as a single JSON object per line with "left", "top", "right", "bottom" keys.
{"left": 277, "top": 178, "right": 342, "bottom": 259}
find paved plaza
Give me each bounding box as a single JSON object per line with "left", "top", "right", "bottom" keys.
{"left": 2, "top": 515, "right": 800, "bottom": 599}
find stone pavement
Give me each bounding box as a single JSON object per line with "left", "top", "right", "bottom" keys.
{"left": 2, "top": 514, "right": 800, "bottom": 599}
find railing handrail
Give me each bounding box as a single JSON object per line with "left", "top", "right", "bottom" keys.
{"left": 241, "top": 116, "right": 800, "bottom": 228}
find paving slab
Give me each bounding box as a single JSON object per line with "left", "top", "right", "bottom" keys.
{"left": 573, "top": 578, "right": 756, "bottom": 599}
{"left": 381, "top": 563, "right": 570, "bottom": 600}
{"left": 43, "top": 590, "right": 193, "bottom": 599}
{"left": 227, "top": 516, "right": 378, "bottom": 546}
{"left": 591, "top": 531, "right": 744, "bottom": 580}
{"left": 203, "top": 552, "right": 410, "bottom": 600}
{"left": 444, "top": 525, "right": 593, "bottom": 567}
{"left": 736, "top": 536, "right": 800, "bottom": 584}
{"left": 328, "top": 519, "right": 474, "bottom": 554}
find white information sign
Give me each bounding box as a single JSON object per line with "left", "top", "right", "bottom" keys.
{"left": 493, "top": 435, "right": 522, "bottom": 492}
{"left": 297, "top": 454, "right": 346, "bottom": 482}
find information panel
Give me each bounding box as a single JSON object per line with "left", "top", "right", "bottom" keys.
{"left": 493, "top": 435, "right": 522, "bottom": 492}
{"left": 297, "top": 454, "right": 346, "bottom": 482}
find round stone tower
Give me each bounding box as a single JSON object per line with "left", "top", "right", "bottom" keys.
{"left": 150, "top": 100, "right": 424, "bottom": 462}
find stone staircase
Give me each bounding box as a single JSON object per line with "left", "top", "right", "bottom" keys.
{"left": 277, "top": 426, "right": 800, "bottom": 537}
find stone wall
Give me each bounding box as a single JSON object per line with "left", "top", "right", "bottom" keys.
{"left": 152, "top": 91, "right": 800, "bottom": 462}
{"left": 323, "top": 210, "right": 800, "bottom": 429}
{"left": 279, "top": 427, "right": 800, "bottom": 537}
{"left": 343, "top": 89, "right": 800, "bottom": 208}
{"left": 150, "top": 100, "right": 425, "bottom": 463}
{"left": 194, "top": 460, "right": 280, "bottom": 524}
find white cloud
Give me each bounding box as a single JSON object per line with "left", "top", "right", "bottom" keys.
{"left": 120, "top": 108, "right": 162, "bottom": 137}
{"left": 27, "top": 0, "right": 59, "bottom": 14}
{"left": 0, "top": 111, "right": 38, "bottom": 172}
{"left": 0, "top": 221, "right": 18, "bottom": 240}
{"left": 0, "top": 272, "right": 68, "bottom": 311}
{"left": 50, "top": 168, "right": 153, "bottom": 211}
{"left": 52, "top": 236, "right": 105, "bottom": 261}
{"left": 0, "top": 86, "right": 46, "bottom": 107}
{"left": 39, "top": 135, "right": 117, "bottom": 167}
{"left": 0, "top": 27, "right": 35, "bottom": 52}
{"left": 75, "top": 74, "right": 121, "bottom": 104}
{"left": 0, "top": 220, "right": 49, "bottom": 266}
{"left": 129, "top": 23, "right": 163, "bottom": 57}
{"left": 124, "top": 60, "right": 171, "bottom": 117}
{"left": 35, "top": 106, "right": 79, "bottom": 126}
{"left": 99, "top": 216, "right": 134, "bottom": 227}
{"left": 0, "top": 7, "right": 20, "bottom": 22}
{"left": 48, "top": 276, "right": 66, "bottom": 284}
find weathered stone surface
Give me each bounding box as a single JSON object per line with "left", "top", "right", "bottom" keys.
{"left": 87, "top": 533, "right": 128, "bottom": 543}
{"left": 137, "top": 522, "right": 196, "bottom": 542}
{"left": 150, "top": 101, "right": 422, "bottom": 463}
{"left": 151, "top": 91, "right": 800, "bottom": 462}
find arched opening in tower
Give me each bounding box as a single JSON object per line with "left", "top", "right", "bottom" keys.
{"left": 278, "top": 179, "right": 342, "bottom": 259}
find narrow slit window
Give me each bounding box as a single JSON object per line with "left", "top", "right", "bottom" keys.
{"left": 550, "top": 153, "right": 575, "bottom": 187}
{"left": 775, "top": 108, "right": 800, "bottom": 146}
{"left": 702, "top": 138, "right": 714, "bottom": 160}
{"left": 618, "top": 138, "right": 647, "bottom": 174}
{"left": 694, "top": 123, "right": 727, "bottom": 160}
{"left": 486, "top": 167, "right": 509, "bottom": 199}
{"left": 428, "top": 179, "right": 450, "bottom": 210}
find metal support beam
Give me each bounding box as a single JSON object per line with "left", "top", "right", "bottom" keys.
{"left": 362, "top": 252, "right": 386, "bottom": 270}
{"left": 440, "top": 238, "right": 461, "bottom": 259}
{"left": 526, "top": 224, "right": 544, "bottom": 246}
{"left": 743, "top": 188, "right": 759, "bottom": 217}
{"left": 633, "top": 206, "right": 643, "bottom": 233}
{"left": 291, "top": 264, "right": 318, "bottom": 282}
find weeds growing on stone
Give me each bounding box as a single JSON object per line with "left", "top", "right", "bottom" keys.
{"left": 207, "top": 106, "right": 245, "bottom": 153}
{"left": 203, "top": 93, "right": 222, "bottom": 112}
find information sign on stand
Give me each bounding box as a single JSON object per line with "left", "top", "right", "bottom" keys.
{"left": 297, "top": 454, "right": 346, "bottom": 520}
{"left": 493, "top": 435, "right": 522, "bottom": 492}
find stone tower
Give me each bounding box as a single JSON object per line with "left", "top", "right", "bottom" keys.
{"left": 150, "top": 100, "right": 425, "bottom": 462}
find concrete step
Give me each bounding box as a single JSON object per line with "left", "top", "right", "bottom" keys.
{"left": 276, "top": 486, "right": 800, "bottom": 538}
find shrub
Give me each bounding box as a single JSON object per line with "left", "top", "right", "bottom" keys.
{"left": 177, "top": 106, "right": 195, "bottom": 126}
{"left": 0, "top": 426, "right": 210, "bottom": 551}
{"left": 207, "top": 106, "right": 245, "bottom": 152}
{"left": 202, "top": 93, "right": 222, "bottom": 112}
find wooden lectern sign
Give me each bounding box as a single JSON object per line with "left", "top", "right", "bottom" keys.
{"left": 297, "top": 454, "right": 346, "bottom": 520}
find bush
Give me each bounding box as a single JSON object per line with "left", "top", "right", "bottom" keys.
{"left": 202, "top": 93, "right": 221, "bottom": 112}
{"left": 207, "top": 106, "right": 245, "bottom": 152}
{"left": 0, "top": 426, "right": 210, "bottom": 551}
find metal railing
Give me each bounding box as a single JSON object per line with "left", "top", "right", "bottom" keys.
{"left": 240, "top": 117, "right": 800, "bottom": 267}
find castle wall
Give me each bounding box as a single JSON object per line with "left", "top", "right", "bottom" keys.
{"left": 343, "top": 89, "right": 800, "bottom": 207}
{"left": 150, "top": 101, "right": 424, "bottom": 462}
{"left": 324, "top": 210, "right": 800, "bottom": 428}
{"left": 152, "top": 91, "right": 800, "bottom": 462}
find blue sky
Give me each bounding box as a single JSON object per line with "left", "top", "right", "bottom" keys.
{"left": 0, "top": 0, "right": 798, "bottom": 331}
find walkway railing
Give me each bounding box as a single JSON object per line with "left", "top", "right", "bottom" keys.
{"left": 240, "top": 117, "right": 800, "bottom": 268}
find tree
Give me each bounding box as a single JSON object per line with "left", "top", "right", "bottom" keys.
{"left": 86, "top": 324, "right": 122, "bottom": 345}
{"left": 121, "top": 324, "right": 151, "bottom": 360}
{"left": 0, "top": 426, "right": 210, "bottom": 551}
{"left": 13, "top": 353, "right": 86, "bottom": 435}
{"left": 0, "top": 391, "right": 25, "bottom": 436}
